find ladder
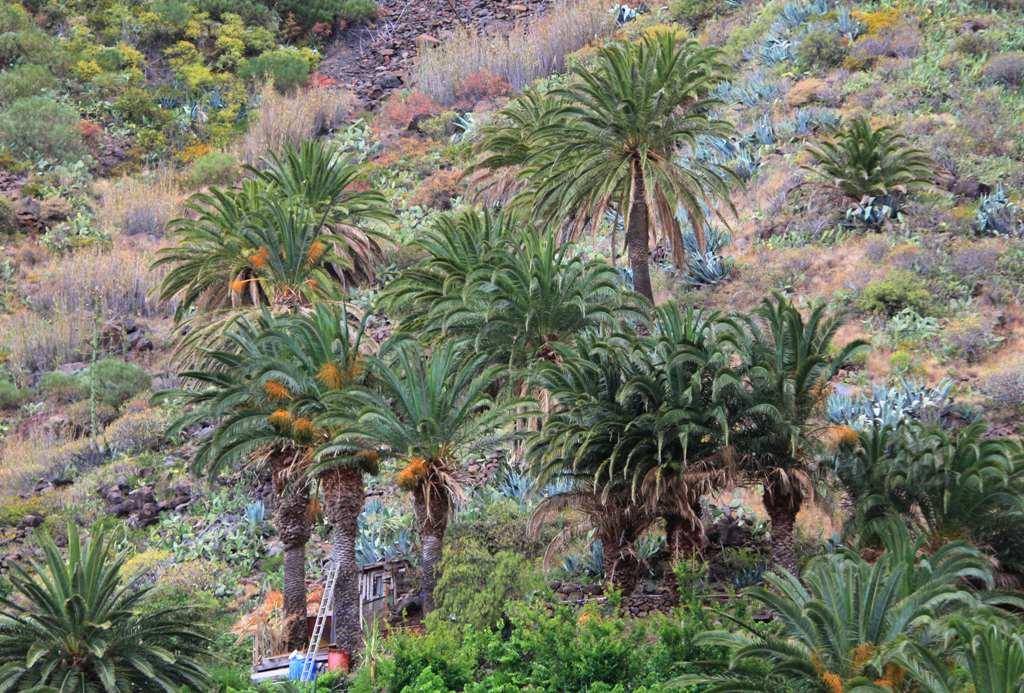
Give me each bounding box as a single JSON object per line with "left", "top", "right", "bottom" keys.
{"left": 300, "top": 546, "right": 342, "bottom": 682}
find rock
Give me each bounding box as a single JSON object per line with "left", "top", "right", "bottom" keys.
{"left": 18, "top": 514, "right": 43, "bottom": 529}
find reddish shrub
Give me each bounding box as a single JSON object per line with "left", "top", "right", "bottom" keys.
{"left": 78, "top": 120, "right": 103, "bottom": 141}
{"left": 410, "top": 168, "right": 464, "bottom": 210}
{"left": 310, "top": 72, "right": 337, "bottom": 88}
{"left": 452, "top": 71, "right": 511, "bottom": 109}
{"left": 378, "top": 90, "right": 440, "bottom": 131}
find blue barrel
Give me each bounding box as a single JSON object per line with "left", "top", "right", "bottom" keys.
{"left": 287, "top": 652, "right": 303, "bottom": 680}
{"left": 300, "top": 657, "right": 319, "bottom": 682}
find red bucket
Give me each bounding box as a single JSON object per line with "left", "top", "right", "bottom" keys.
{"left": 327, "top": 647, "right": 350, "bottom": 672}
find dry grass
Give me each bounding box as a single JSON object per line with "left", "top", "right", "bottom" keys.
{"left": 22, "top": 246, "right": 170, "bottom": 319}
{"left": 93, "top": 169, "right": 184, "bottom": 238}
{"left": 413, "top": 0, "right": 616, "bottom": 105}
{"left": 0, "top": 306, "right": 92, "bottom": 377}
{"left": 235, "top": 83, "right": 356, "bottom": 165}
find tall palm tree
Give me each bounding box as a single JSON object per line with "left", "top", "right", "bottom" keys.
{"left": 732, "top": 293, "right": 867, "bottom": 572}
{"left": 0, "top": 524, "right": 210, "bottom": 690}
{"left": 319, "top": 341, "right": 519, "bottom": 611}
{"left": 165, "top": 311, "right": 317, "bottom": 650}
{"left": 471, "top": 32, "right": 737, "bottom": 301}
{"left": 678, "top": 524, "right": 1002, "bottom": 692}
{"left": 260, "top": 305, "right": 378, "bottom": 656}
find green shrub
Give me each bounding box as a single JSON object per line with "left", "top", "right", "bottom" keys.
{"left": 187, "top": 151, "right": 239, "bottom": 188}
{"left": 114, "top": 88, "right": 171, "bottom": 126}
{"left": 797, "top": 27, "right": 847, "bottom": 71}
{"left": 0, "top": 29, "right": 63, "bottom": 71}
{"left": 0, "top": 378, "right": 26, "bottom": 409}
{"left": 239, "top": 48, "right": 314, "bottom": 93}
{"left": 104, "top": 408, "right": 169, "bottom": 455}
{"left": 0, "top": 3, "right": 31, "bottom": 33}
{"left": 0, "top": 96, "right": 86, "bottom": 163}
{"left": 0, "top": 64, "right": 57, "bottom": 106}
{"left": 858, "top": 270, "right": 933, "bottom": 316}
{"left": 434, "top": 538, "right": 543, "bottom": 631}
{"left": 0, "top": 195, "right": 16, "bottom": 235}
{"left": 352, "top": 599, "right": 721, "bottom": 692}
{"left": 339, "top": 0, "right": 378, "bottom": 21}
{"left": 81, "top": 359, "right": 151, "bottom": 409}
{"left": 38, "top": 371, "right": 88, "bottom": 403}
{"left": 670, "top": 0, "right": 722, "bottom": 27}
{"left": 0, "top": 495, "right": 53, "bottom": 527}
{"left": 274, "top": 0, "right": 353, "bottom": 28}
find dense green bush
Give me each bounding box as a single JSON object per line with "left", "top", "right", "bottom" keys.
{"left": 0, "top": 64, "right": 57, "bottom": 106}
{"left": 38, "top": 371, "right": 88, "bottom": 403}
{"left": 187, "top": 151, "right": 240, "bottom": 188}
{"left": 239, "top": 47, "right": 313, "bottom": 92}
{"left": 797, "top": 27, "right": 847, "bottom": 71}
{"left": 0, "top": 96, "right": 86, "bottom": 163}
{"left": 858, "top": 270, "right": 933, "bottom": 316}
{"left": 81, "top": 359, "right": 151, "bottom": 408}
{"left": 339, "top": 0, "right": 378, "bottom": 21}
{"left": 670, "top": 0, "right": 723, "bottom": 27}
{"left": 0, "top": 378, "right": 26, "bottom": 409}
{"left": 434, "top": 537, "right": 543, "bottom": 631}
{"left": 351, "top": 599, "right": 724, "bottom": 693}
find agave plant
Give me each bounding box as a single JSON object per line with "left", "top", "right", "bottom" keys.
{"left": 0, "top": 524, "right": 210, "bottom": 690}
{"left": 803, "top": 116, "right": 934, "bottom": 206}
{"left": 677, "top": 524, "right": 1003, "bottom": 692}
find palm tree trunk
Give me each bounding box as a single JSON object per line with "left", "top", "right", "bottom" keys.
{"left": 763, "top": 485, "right": 801, "bottom": 575}
{"left": 600, "top": 531, "right": 641, "bottom": 595}
{"left": 275, "top": 477, "right": 312, "bottom": 651}
{"left": 413, "top": 480, "right": 450, "bottom": 613}
{"left": 626, "top": 160, "right": 654, "bottom": 302}
{"left": 665, "top": 513, "right": 704, "bottom": 559}
{"left": 322, "top": 466, "right": 365, "bottom": 657}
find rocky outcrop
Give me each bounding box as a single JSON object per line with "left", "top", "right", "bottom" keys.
{"left": 318, "top": 0, "right": 552, "bottom": 107}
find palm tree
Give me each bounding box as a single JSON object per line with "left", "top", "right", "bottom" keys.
{"left": 154, "top": 141, "right": 393, "bottom": 347}
{"left": 166, "top": 311, "right": 318, "bottom": 650}
{"left": 0, "top": 524, "right": 210, "bottom": 690}
{"left": 678, "top": 524, "right": 1000, "bottom": 692}
{"left": 319, "top": 341, "right": 519, "bottom": 612}
{"left": 629, "top": 304, "right": 743, "bottom": 557}
{"left": 901, "top": 619, "right": 1024, "bottom": 693}
{"left": 803, "top": 116, "right": 934, "bottom": 202}
{"left": 260, "top": 305, "right": 379, "bottom": 656}
{"left": 839, "top": 419, "right": 1024, "bottom": 561}
{"left": 472, "top": 32, "right": 737, "bottom": 301}
{"left": 528, "top": 334, "right": 662, "bottom": 592}
{"left": 733, "top": 293, "right": 867, "bottom": 572}
{"left": 385, "top": 209, "right": 642, "bottom": 374}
